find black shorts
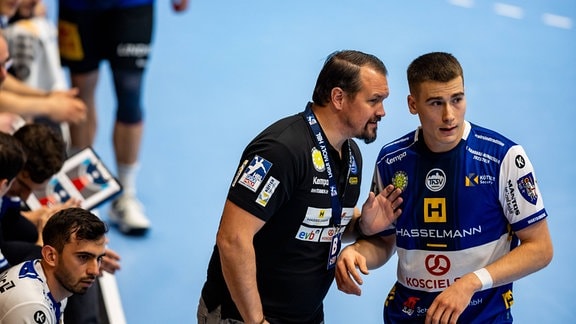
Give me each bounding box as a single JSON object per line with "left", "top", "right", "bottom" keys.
{"left": 58, "top": 4, "right": 154, "bottom": 73}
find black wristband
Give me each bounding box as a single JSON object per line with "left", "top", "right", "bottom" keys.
{"left": 354, "top": 216, "right": 371, "bottom": 239}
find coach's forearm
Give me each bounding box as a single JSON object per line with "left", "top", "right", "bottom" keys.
{"left": 218, "top": 234, "right": 265, "bottom": 324}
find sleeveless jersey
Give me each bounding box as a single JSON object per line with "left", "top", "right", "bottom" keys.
{"left": 0, "top": 260, "right": 67, "bottom": 324}
{"left": 373, "top": 121, "right": 547, "bottom": 323}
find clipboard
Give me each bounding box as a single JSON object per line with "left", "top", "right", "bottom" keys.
{"left": 26, "top": 147, "right": 123, "bottom": 210}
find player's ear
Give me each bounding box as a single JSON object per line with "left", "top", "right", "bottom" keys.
{"left": 407, "top": 95, "right": 418, "bottom": 115}
{"left": 0, "top": 178, "right": 8, "bottom": 193}
{"left": 41, "top": 245, "right": 58, "bottom": 266}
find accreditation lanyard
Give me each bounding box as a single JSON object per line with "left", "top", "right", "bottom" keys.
{"left": 304, "top": 103, "right": 352, "bottom": 269}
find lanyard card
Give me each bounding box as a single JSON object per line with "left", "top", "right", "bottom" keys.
{"left": 327, "top": 230, "right": 342, "bottom": 269}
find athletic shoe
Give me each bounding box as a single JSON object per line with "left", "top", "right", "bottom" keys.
{"left": 109, "top": 195, "right": 150, "bottom": 236}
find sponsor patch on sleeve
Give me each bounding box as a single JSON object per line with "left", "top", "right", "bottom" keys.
{"left": 256, "top": 176, "right": 280, "bottom": 207}
{"left": 517, "top": 173, "right": 538, "bottom": 205}
{"left": 237, "top": 155, "right": 273, "bottom": 192}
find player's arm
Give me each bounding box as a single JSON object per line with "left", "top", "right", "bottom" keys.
{"left": 0, "top": 87, "right": 86, "bottom": 123}
{"left": 2, "top": 74, "right": 49, "bottom": 97}
{"left": 425, "top": 220, "right": 553, "bottom": 324}
{"left": 1, "top": 303, "right": 57, "bottom": 324}
{"left": 482, "top": 220, "right": 553, "bottom": 287}
{"left": 217, "top": 199, "right": 268, "bottom": 324}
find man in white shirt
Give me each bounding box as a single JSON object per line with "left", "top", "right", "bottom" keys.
{"left": 0, "top": 0, "right": 86, "bottom": 129}
{"left": 0, "top": 207, "right": 108, "bottom": 323}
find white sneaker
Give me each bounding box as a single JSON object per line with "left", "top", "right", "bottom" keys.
{"left": 109, "top": 195, "right": 151, "bottom": 236}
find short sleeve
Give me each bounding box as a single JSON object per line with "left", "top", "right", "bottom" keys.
{"left": 1, "top": 303, "right": 56, "bottom": 324}
{"left": 499, "top": 145, "right": 547, "bottom": 231}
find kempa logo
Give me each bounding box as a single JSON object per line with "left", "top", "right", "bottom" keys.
{"left": 34, "top": 310, "right": 47, "bottom": 323}
{"left": 515, "top": 155, "right": 526, "bottom": 169}
{"left": 426, "top": 168, "right": 446, "bottom": 192}
{"left": 116, "top": 43, "right": 150, "bottom": 57}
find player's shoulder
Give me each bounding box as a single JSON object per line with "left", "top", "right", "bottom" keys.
{"left": 0, "top": 260, "right": 47, "bottom": 302}
{"left": 466, "top": 122, "right": 517, "bottom": 148}
{"left": 0, "top": 262, "right": 53, "bottom": 322}
{"left": 379, "top": 128, "right": 418, "bottom": 155}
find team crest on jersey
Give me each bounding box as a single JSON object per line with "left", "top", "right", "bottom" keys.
{"left": 392, "top": 171, "right": 408, "bottom": 191}
{"left": 238, "top": 155, "right": 272, "bottom": 192}
{"left": 311, "top": 148, "right": 325, "bottom": 172}
{"left": 517, "top": 173, "right": 538, "bottom": 205}
{"left": 425, "top": 168, "right": 446, "bottom": 192}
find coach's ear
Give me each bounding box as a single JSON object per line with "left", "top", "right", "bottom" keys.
{"left": 331, "top": 87, "right": 345, "bottom": 111}
{"left": 41, "top": 245, "right": 58, "bottom": 267}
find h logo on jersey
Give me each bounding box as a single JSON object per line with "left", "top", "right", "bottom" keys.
{"left": 424, "top": 198, "right": 446, "bottom": 223}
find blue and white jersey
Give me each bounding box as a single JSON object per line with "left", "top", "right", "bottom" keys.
{"left": 0, "top": 260, "right": 66, "bottom": 324}
{"left": 374, "top": 121, "right": 547, "bottom": 323}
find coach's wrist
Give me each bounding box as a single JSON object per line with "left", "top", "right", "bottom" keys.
{"left": 354, "top": 216, "right": 371, "bottom": 239}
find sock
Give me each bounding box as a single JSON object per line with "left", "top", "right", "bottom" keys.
{"left": 117, "top": 163, "right": 139, "bottom": 198}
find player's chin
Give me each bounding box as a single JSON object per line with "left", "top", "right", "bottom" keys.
{"left": 74, "top": 281, "right": 96, "bottom": 294}
{"left": 72, "top": 287, "right": 90, "bottom": 295}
